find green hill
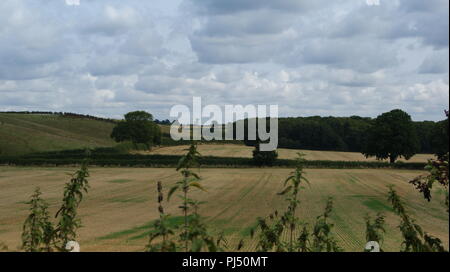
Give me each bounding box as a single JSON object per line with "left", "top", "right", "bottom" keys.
{"left": 0, "top": 113, "right": 116, "bottom": 156}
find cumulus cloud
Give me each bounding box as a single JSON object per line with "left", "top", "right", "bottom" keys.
{"left": 0, "top": 0, "right": 448, "bottom": 121}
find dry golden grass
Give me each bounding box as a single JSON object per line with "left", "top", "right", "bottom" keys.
{"left": 0, "top": 166, "right": 447, "bottom": 252}
{"left": 142, "top": 144, "right": 434, "bottom": 163}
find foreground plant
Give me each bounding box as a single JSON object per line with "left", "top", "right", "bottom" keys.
{"left": 164, "top": 143, "right": 226, "bottom": 252}
{"left": 146, "top": 181, "right": 177, "bottom": 252}
{"left": 21, "top": 159, "right": 90, "bottom": 252}
{"left": 252, "top": 154, "right": 307, "bottom": 252}
{"left": 309, "top": 197, "right": 342, "bottom": 252}
{"left": 251, "top": 154, "right": 341, "bottom": 252}
{"left": 280, "top": 153, "right": 309, "bottom": 251}
{"left": 364, "top": 213, "right": 386, "bottom": 252}
{"left": 410, "top": 153, "right": 449, "bottom": 213}
{"left": 168, "top": 143, "right": 203, "bottom": 251}
{"left": 22, "top": 188, "right": 54, "bottom": 252}
{"left": 53, "top": 160, "right": 90, "bottom": 250}
{"left": 388, "top": 186, "right": 446, "bottom": 252}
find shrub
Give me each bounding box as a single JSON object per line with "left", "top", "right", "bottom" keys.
{"left": 252, "top": 145, "right": 278, "bottom": 166}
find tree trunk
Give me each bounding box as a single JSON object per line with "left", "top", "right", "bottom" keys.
{"left": 389, "top": 154, "right": 396, "bottom": 164}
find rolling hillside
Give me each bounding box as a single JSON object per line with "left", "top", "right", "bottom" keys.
{"left": 0, "top": 113, "right": 116, "bottom": 156}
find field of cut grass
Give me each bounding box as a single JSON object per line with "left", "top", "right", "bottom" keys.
{"left": 0, "top": 166, "right": 447, "bottom": 252}
{"left": 141, "top": 144, "right": 435, "bottom": 163}
{"left": 0, "top": 114, "right": 116, "bottom": 156}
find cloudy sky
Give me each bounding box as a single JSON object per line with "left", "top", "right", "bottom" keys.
{"left": 0, "top": 0, "right": 448, "bottom": 121}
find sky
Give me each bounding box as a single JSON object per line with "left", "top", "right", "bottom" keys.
{"left": 0, "top": 0, "right": 448, "bottom": 121}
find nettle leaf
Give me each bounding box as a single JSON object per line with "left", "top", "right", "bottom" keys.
{"left": 278, "top": 186, "right": 293, "bottom": 196}
{"left": 302, "top": 176, "right": 311, "bottom": 186}
{"left": 189, "top": 182, "right": 206, "bottom": 192}
{"left": 190, "top": 172, "right": 201, "bottom": 180}
{"left": 167, "top": 186, "right": 179, "bottom": 201}
{"left": 176, "top": 157, "right": 187, "bottom": 171}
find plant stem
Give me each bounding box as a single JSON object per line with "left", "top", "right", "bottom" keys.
{"left": 183, "top": 174, "right": 188, "bottom": 252}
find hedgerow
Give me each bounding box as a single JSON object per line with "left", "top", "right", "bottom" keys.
{"left": 0, "top": 148, "right": 427, "bottom": 169}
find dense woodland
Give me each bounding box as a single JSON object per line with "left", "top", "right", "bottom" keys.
{"left": 243, "top": 114, "right": 448, "bottom": 155}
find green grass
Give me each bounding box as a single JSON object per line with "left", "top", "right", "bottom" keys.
{"left": 0, "top": 113, "right": 116, "bottom": 156}
{"left": 348, "top": 195, "right": 394, "bottom": 212}
{"left": 362, "top": 199, "right": 394, "bottom": 212}
{"left": 98, "top": 216, "right": 187, "bottom": 241}
{"left": 98, "top": 222, "right": 154, "bottom": 240}
{"left": 240, "top": 223, "right": 259, "bottom": 237}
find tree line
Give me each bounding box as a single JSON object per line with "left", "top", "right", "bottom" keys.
{"left": 0, "top": 111, "right": 118, "bottom": 124}
{"left": 266, "top": 111, "right": 448, "bottom": 155}
{"left": 244, "top": 109, "right": 449, "bottom": 163}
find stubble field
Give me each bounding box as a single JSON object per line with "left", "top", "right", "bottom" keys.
{"left": 0, "top": 166, "right": 447, "bottom": 252}
{"left": 140, "top": 144, "right": 434, "bottom": 163}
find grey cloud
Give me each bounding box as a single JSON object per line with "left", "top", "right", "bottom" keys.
{"left": 387, "top": 0, "right": 449, "bottom": 48}
{"left": 119, "top": 29, "right": 165, "bottom": 57}
{"left": 419, "top": 50, "right": 449, "bottom": 74}
{"left": 86, "top": 54, "right": 143, "bottom": 76}
{"left": 287, "top": 38, "right": 398, "bottom": 73}
{"left": 196, "top": 9, "right": 297, "bottom": 37}
{"left": 191, "top": 30, "right": 296, "bottom": 64}
{"left": 188, "top": 0, "right": 329, "bottom": 15}
{"left": 399, "top": 0, "right": 447, "bottom": 13}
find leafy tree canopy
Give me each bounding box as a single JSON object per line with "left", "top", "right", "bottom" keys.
{"left": 430, "top": 111, "right": 449, "bottom": 159}
{"left": 111, "top": 111, "right": 161, "bottom": 149}
{"left": 362, "top": 109, "right": 420, "bottom": 163}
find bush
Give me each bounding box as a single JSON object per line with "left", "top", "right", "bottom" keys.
{"left": 252, "top": 146, "right": 278, "bottom": 166}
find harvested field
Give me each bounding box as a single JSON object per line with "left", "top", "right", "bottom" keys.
{"left": 0, "top": 166, "right": 447, "bottom": 252}
{"left": 141, "top": 144, "right": 434, "bottom": 163}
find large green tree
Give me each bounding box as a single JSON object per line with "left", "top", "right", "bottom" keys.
{"left": 111, "top": 111, "right": 161, "bottom": 150}
{"left": 430, "top": 111, "right": 449, "bottom": 159}
{"left": 362, "top": 109, "right": 420, "bottom": 164}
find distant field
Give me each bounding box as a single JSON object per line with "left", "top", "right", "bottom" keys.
{"left": 0, "top": 167, "right": 447, "bottom": 252}
{"left": 141, "top": 144, "right": 435, "bottom": 163}
{"left": 0, "top": 113, "right": 116, "bottom": 156}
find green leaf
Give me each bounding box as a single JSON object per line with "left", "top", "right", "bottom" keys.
{"left": 167, "top": 186, "right": 179, "bottom": 201}
{"left": 189, "top": 182, "right": 206, "bottom": 192}
{"left": 278, "top": 186, "right": 293, "bottom": 195}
